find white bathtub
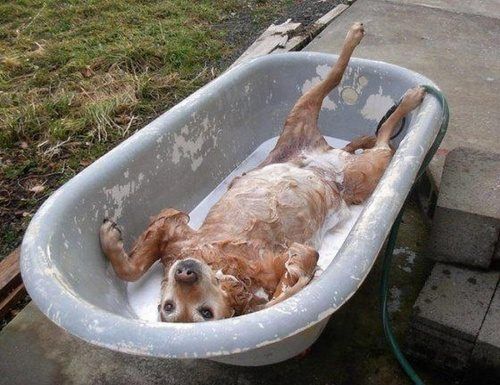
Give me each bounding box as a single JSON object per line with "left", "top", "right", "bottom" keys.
{"left": 21, "top": 52, "right": 441, "bottom": 366}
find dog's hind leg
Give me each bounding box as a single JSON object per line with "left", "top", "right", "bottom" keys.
{"left": 260, "top": 22, "right": 365, "bottom": 166}
{"left": 265, "top": 243, "right": 318, "bottom": 307}
{"left": 374, "top": 87, "right": 426, "bottom": 148}
{"left": 342, "top": 87, "right": 426, "bottom": 204}
{"left": 99, "top": 209, "right": 191, "bottom": 281}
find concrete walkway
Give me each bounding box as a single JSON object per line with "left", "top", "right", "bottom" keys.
{"left": 306, "top": 0, "right": 500, "bottom": 185}
{"left": 0, "top": 204, "right": 440, "bottom": 385}
{"left": 1, "top": 1, "right": 498, "bottom": 384}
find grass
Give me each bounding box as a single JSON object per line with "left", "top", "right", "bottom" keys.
{"left": 0, "top": 0, "right": 236, "bottom": 147}
{"left": 0, "top": 0, "right": 306, "bottom": 258}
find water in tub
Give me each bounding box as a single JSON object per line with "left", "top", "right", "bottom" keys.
{"left": 127, "top": 136, "right": 365, "bottom": 321}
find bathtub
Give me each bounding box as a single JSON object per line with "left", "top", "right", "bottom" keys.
{"left": 21, "top": 52, "right": 442, "bottom": 366}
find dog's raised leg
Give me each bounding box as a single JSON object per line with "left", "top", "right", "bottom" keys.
{"left": 265, "top": 243, "right": 318, "bottom": 307}
{"left": 99, "top": 208, "right": 191, "bottom": 281}
{"left": 261, "top": 22, "right": 365, "bottom": 166}
{"left": 375, "top": 87, "right": 426, "bottom": 148}
{"left": 342, "top": 135, "right": 377, "bottom": 154}
{"left": 342, "top": 86, "right": 426, "bottom": 204}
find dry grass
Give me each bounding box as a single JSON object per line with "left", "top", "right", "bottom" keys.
{"left": 0, "top": 0, "right": 302, "bottom": 258}
{"left": 0, "top": 1, "right": 236, "bottom": 148}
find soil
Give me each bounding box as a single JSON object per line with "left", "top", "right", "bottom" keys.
{"left": 0, "top": 0, "right": 346, "bottom": 328}
{"left": 216, "top": 0, "right": 344, "bottom": 67}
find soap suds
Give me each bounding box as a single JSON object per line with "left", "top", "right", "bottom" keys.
{"left": 127, "top": 136, "right": 364, "bottom": 321}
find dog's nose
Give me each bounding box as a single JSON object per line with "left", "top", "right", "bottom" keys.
{"left": 174, "top": 260, "right": 199, "bottom": 284}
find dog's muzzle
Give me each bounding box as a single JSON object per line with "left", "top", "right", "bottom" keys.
{"left": 174, "top": 259, "right": 200, "bottom": 284}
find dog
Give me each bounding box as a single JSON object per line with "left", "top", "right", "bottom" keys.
{"left": 99, "top": 22, "right": 425, "bottom": 322}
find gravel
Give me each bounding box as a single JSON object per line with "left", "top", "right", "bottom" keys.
{"left": 217, "top": 0, "right": 345, "bottom": 68}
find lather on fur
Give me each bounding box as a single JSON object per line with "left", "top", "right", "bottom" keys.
{"left": 99, "top": 23, "right": 426, "bottom": 322}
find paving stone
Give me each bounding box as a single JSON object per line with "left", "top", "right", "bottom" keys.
{"left": 429, "top": 147, "right": 500, "bottom": 268}
{"left": 406, "top": 321, "right": 474, "bottom": 372}
{"left": 406, "top": 263, "right": 499, "bottom": 372}
{"left": 306, "top": 0, "right": 500, "bottom": 189}
{"left": 471, "top": 284, "right": 500, "bottom": 371}
{"left": 413, "top": 263, "right": 498, "bottom": 341}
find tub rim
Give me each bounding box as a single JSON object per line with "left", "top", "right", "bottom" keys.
{"left": 21, "top": 52, "right": 442, "bottom": 359}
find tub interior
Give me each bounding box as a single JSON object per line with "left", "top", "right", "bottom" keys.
{"left": 127, "top": 135, "right": 366, "bottom": 322}
{"left": 29, "top": 54, "right": 424, "bottom": 321}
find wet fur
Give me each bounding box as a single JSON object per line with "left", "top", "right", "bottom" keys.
{"left": 99, "top": 23, "right": 425, "bottom": 322}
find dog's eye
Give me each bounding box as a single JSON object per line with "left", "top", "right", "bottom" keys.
{"left": 199, "top": 308, "right": 213, "bottom": 319}
{"left": 163, "top": 302, "right": 175, "bottom": 312}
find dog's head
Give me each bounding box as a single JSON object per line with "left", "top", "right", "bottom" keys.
{"left": 159, "top": 258, "right": 236, "bottom": 322}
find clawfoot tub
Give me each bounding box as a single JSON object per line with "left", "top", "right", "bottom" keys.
{"left": 21, "top": 52, "right": 442, "bottom": 366}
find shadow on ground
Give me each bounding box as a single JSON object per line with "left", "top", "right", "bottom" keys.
{"left": 0, "top": 200, "right": 454, "bottom": 385}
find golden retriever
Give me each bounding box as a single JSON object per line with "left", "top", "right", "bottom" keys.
{"left": 99, "top": 22, "right": 425, "bottom": 322}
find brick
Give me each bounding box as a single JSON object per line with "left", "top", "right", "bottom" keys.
{"left": 494, "top": 236, "right": 500, "bottom": 262}
{"left": 472, "top": 284, "right": 500, "bottom": 371}
{"left": 429, "top": 147, "right": 500, "bottom": 268}
{"left": 406, "top": 321, "right": 474, "bottom": 372}
{"left": 406, "top": 263, "right": 499, "bottom": 372}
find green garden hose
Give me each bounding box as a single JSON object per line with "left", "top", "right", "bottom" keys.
{"left": 380, "top": 85, "right": 449, "bottom": 385}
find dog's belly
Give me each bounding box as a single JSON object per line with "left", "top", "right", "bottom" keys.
{"left": 201, "top": 148, "right": 352, "bottom": 248}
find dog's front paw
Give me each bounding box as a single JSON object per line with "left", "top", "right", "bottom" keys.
{"left": 100, "top": 219, "right": 124, "bottom": 256}
{"left": 346, "top": 22, "right": 365, "bottom": 47}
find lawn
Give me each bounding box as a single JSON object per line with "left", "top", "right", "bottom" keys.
{"left": 0, "top": 0, "right": 302, "bottom": 258}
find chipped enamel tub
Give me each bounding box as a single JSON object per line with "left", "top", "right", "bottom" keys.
{"left": 21, "top": 52, "right": 441, "bottom": 366}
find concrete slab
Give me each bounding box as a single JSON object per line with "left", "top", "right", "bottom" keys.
{"left": 472, "top": 283, "right": 500, "bottom": 369}
{"left": 412, "top": 263, "right": 498, "bottom": 342}
{"left": 385, "top": 0, "right": 500, "bottom": 19}
{"left": 406, "top": 320, "right": 474, "bottom": 372}
{"left": 0, "top": 303, "right": 239, "bottom": 385}
{"left": 429, "top": 148, "right": 500, "bottom": 268}
{"left": 306, "top": 0, "right": 500, "bottom": 186}
{"left": 406, "top": 263, "right": 499, "bottom": 372}
{"left": 435, "top": 148, "right": 500, "bottom": 219}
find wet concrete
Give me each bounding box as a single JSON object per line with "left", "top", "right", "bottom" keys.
{"left": 0, "top": 202, "right": 450, "bottom": 385}
{"left": 3, "top": 0, "right": 496, "bottom": 382}
{"left": 306, "top": 0, "right": 500, "bottom": 187}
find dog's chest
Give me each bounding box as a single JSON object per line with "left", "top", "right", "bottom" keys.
{"left": 300, "top": 148, "right": 352, "bottom": 185}
{"left": 205, "top": 149, "right": 351, "bottom": 245}
{"left": 233, "top": 148, "right": 351, "bottom": 204}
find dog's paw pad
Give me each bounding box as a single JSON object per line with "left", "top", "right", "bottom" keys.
{"left": 400, "top": 86, "right": 426, "bottom": 112}
{"left": 100, "top": 219, "right": 123, "bottom": 246}
{"left": 346, "top": 22, "right": 365, "bottom": 46}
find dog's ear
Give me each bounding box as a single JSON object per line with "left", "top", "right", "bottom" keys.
{"left": 150, "top": 208, "right": 192, "bottom": 240}
{"left": 153, "top": 208, "right": 189, "bottom": 224}
{"left": 268, "top": 243, "right": 318, "bottom": 305}
{"left": 219, "top": 274, "right": 252, "bottom": 316}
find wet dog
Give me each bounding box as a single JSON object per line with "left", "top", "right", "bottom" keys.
{"left": 100, "top": 23, "right": 425, "bottom": 322}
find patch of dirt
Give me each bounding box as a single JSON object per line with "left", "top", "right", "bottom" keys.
{"left": 0, "top": 294, "right": 31, "bottom": 331}
{"left": 216, "top": 0, "right": 345, "bottom": 68}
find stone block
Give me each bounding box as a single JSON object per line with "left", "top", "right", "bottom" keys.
{"left": 406, "top": 321, "right": 474, "bottom": 372}
{"left": 406, "top": 263, "right": 499, "bottom": 372}
{"left": 494, "top": 236, "right": 500, "bottom": 263}
{"left": 429, "top": 147, "right": 500, "bottom": 268}
{"left": 471, "top": 285, "right": 500, "bottom": 372}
